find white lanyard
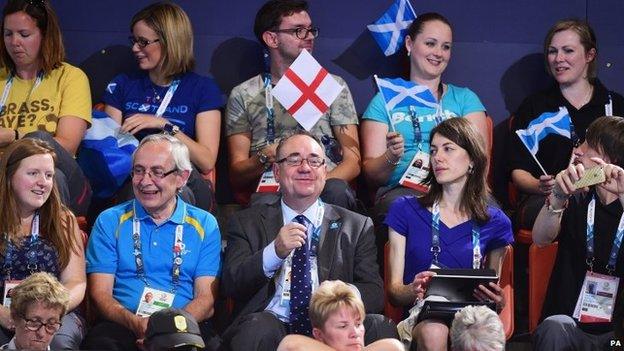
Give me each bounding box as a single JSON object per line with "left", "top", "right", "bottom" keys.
{"left": 0, "top": 71, "right": 43, "bottom": 112}
{"left": 431, "top": 201, "right": 482, "bottom": 269}
{"left": 154, "top": 79, "right": 180, "bottom": 117}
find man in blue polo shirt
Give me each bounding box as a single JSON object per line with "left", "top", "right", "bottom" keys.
{"left": 83, "top": 134, "right": 221, "bottom": 350}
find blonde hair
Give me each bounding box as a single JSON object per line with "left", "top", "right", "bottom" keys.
{"left": 9, "top": 272, "right": 70, "bottom": 319}
{"left": 309, "top": 280, "right": 365, "bottom": 328}
{"left": 131, "top": 2, "right": 195, "bottom": 80}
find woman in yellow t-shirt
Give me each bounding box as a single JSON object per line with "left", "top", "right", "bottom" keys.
{"left": 0, "top": 0, "right": 92, "bottom": 215}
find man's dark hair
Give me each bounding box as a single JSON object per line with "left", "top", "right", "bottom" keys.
{"left": 253, "top": 0, "right": 308, "bottom": 46}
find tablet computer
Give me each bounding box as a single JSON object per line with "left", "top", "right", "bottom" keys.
{"left": 425, "top": 269, "right": 498, "bottom": 302}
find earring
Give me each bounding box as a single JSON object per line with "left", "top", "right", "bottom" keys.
{"left": 468, "top": 165, "right": 474, "bottom": 174}
{"left": 407, "top": 51, "right": 411, "bottom": 57}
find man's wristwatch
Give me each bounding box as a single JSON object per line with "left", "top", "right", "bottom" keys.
{"left": 257, "top": 151, "right": 269, "bottom": 167}
{"left": 163, "top": 123, "right": 180, "bottom": 136}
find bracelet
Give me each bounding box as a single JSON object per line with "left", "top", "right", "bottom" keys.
{"left": 384, "top": 150, "right": 400, "bottom": 166}
{"left": 545, "top": 195, "right": 567, "bottom": 214}
{"left": 552, "top": 188, "right": 569, "bottom": 200}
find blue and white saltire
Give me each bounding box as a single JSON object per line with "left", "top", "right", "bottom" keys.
{"left": 367, "top": 0, "right": 417, "bottom": 56}
{"left": 77, "top": 110, "right": 139, "bottom": 198}
{"left": 376, "top": 76, "right": 438, "bottom": 110}
{"left": 515, "top": 106, "right": 571, "bottom": 156}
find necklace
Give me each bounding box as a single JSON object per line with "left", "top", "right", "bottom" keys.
{"left": 151, "top": 84, "right": 162, "bottom": 103}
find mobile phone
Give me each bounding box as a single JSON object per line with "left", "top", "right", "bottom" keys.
{"left": 573, "top": 166, "right": 606, "bottom": 189}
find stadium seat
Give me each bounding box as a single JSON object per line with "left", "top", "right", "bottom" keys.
{"left": 528, "top": 242, "right": 558, "bottom": 333}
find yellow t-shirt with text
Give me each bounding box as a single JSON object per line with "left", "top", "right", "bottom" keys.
{"left": 0, "top": 62, "right": 91, "bottom": 135}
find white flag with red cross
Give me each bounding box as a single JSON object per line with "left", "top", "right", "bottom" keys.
{"left": 271, "top": 50, "right": 344, "bottom": 131}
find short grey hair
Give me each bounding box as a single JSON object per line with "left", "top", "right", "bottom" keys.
{"left": 450, "top": 305, "right": 505, "bottom": 351}
{"left": 133, "top": 134, "right": 193, "bottom": 172}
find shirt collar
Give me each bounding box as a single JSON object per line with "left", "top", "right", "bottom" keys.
{"left": 133, "top": 197, "right": 186, "bottom": 225}
{"left": 281, "top": 198, "right": 322, "bottom": 227}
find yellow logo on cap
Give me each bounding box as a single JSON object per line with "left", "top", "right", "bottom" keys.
{"left": 174, "top": 315, "right": 188, "bottom": 332}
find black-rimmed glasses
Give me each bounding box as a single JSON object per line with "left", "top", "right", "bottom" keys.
{"left": 131, "top": 167, "right": 178, "bottom": 180}
{"left": 128, "top": 36, "right": 161, "bottom": 49}
{"left": 271, "top": 27, "right": 319, "bottom": 40}
{"left": 20, "top": 316, "right": 62, "bottom": 335}
{"left": 276, "top": 155, "right": 325, "bottom": 168}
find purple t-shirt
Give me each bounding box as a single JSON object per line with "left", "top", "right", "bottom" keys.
{"left": 385, "top": 196, "right": 514, "bottom": 285}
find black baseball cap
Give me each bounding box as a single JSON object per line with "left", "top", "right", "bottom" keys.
{"left": 145, "top": 308, "right": 205, "bottom": 350}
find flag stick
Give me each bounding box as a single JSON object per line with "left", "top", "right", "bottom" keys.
{"left": 515, "top": 131, "right": 548, "bottom": 175}
{"left": 373, "top": 74, "right": 396, "bottom": 132}
{"left": 404, "top": 0, "right": 417, "bottom": 19}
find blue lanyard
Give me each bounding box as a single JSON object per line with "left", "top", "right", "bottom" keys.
{"left": 586, "top": 195, "right": 624, "bottom": 274}
{"left": 431, "top": 202, "right": 482, "bottom": 269}
{"left": 154, "top": 79, "right": 181, "bottom": 117}
{"left": 3, "top": 212, "right": 40, "bottom": 279}
{"left": 263, "top": 73, "right": 276, "bottom": 143}
{"left": 0, "top": 71, "right": 44, "bottom": 112}
{"left": 132, "top": 201, "right": 184, "bottom": 293}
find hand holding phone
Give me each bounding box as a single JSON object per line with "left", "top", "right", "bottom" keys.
{"left": 573, "top": 166, "right": 606, "bottom": 189}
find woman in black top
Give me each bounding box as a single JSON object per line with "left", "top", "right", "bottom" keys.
{"left": 508, "top": 19, "right": 624, "bottom": 230}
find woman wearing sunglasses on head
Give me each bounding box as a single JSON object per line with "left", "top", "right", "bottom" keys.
{"left": 1, "top": 272, "right": 70, "bottom": 351}
{"left": 509, "top": 19, "right": 624, "bottom": 231}
{"left": 0, "top": 139, "right": 86, "bottom": 349}
{"left": 103, "top": 2, "right": 222, "bottom": 212}
{"left": 0, "top": 0, "right": 92, "bottom": 216}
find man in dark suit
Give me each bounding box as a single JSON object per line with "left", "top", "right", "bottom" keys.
{"left": 221, "top": 131, "right": 396, "bottom": 350}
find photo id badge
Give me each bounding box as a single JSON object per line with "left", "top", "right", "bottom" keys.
{"left": 576, "top": 271, "right": 619, "bottom": 323}
{"left": 399, "top": 151, "right": 430, "bottom": 193}
{"left": 256, "top": 170, "right": 280, "bottom": 193}
{"left": 2, "top": 280, "right": 21, "bottom": 307}
{"left": 279, "top": 254, "right": 293, "bottom": 307}
{"left": 136, "top": 287, "right": 175, "bottom": 317}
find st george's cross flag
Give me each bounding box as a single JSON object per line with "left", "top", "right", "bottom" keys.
{"left": 271, "top": 50, "right": 343, "bottom": 131}
{"left": 367, "top": 0, "right": 417, "bottom": 56}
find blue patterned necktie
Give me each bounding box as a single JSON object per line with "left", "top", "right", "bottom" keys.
{"left": 289, "top": 214, "right": 313, "bottom": 335}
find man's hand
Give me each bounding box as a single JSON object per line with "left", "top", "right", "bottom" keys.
{"left": 131, "top": 316, "right": 150, "bottom": 340}
{"left": 274, "top": 222, "right": 308, "bottom": 259}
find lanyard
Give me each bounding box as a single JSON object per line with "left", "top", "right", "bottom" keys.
{"left": 586, "top": 195, "right": 624, "bottom": 274}
{"left": 605, "top": 93, "right": 613, "bottom": 117}
{"left": 293, "top": 201, "right": 324, "bottom": 256}
{"left": 0, "top": 71, "right": 44, "bottom": 112}
{"left": 431, "top": 201, "right": 482, "bottom": 269}
{"left": 263, "top": 73, "right": 276, "bottom": 144}
{"left": 132, "top": 201, "right": 184, "bottom": 293}
{"left": 154, "top": 79, "right": 181, "bottom": 117}
{"left": 3, "top": 212, "right": 41, "bottom": 278}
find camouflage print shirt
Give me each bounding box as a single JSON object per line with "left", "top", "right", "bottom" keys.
{"left": 225, "top": 73, "right": 358, "bottom": 171}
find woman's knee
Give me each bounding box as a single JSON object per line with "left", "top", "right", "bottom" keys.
{"left": 413, "top": 320, "right": 448, "bottom": 351}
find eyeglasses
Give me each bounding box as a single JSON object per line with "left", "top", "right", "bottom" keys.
{"left": 131, "top": 167, "right": 178, "bottom": 180}
{"left": 276, "top": 155, "right": 325, "bottom": 168}
{"left": 128, "top": 36, "right": 161, "bottom": 49}
{"left": 271, "top": 27, "right": 319, "bottom": 40}
{"left": 20, "top": 316, "right": 62, "bottom": 335}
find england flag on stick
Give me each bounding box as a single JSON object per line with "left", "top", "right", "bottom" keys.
{"left": 515, "top": 107, "right": 571, "bottom": 174}
{"left": 375, "top": 76, "right": 438, "bottom": 110}
{"left": 367, "top": 0, "right": 417, "bottom": 56}
{"left": 272, "top": 50, "right": 343, "bottom": 131}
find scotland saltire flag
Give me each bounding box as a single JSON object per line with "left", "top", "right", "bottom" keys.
{"left": 375, "top": 76, "right": 438, "bottom": 110}
{"left": 77, "top": 110, "right": 138, "bottom": 198}
{"left": 367, "top": 0, "right": 417, "bottom": 56}
{"left": 515, "top": 107, "right": 571, "bottom": 155}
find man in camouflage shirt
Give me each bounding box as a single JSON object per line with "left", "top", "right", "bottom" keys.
{"left": 225, "top": 0, "right": 360, "bottom": 210}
